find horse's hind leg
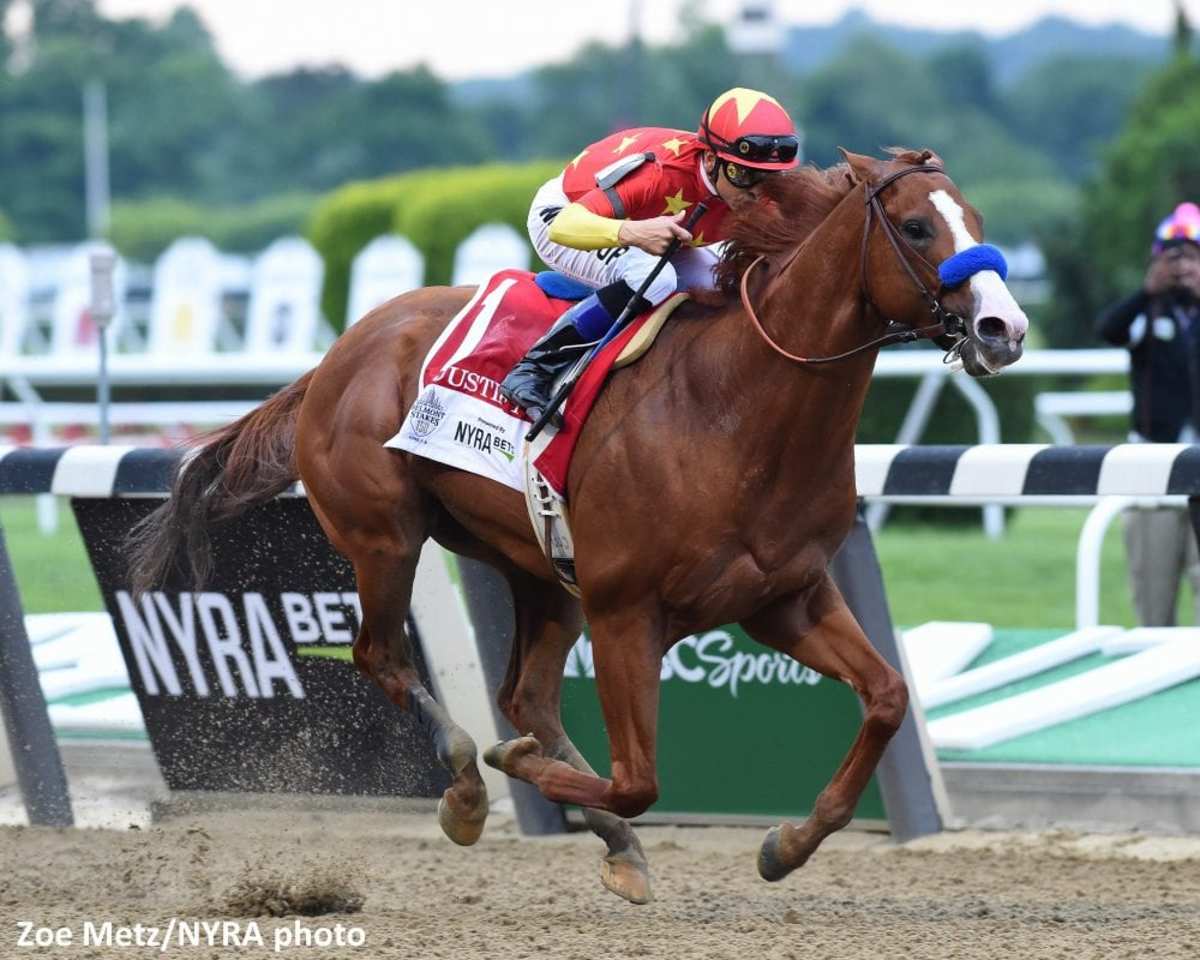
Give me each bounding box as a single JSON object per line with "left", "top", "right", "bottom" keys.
{"left": 741, "top": 573, "right": 907, "bottom": 882}
{"left": 496, "top": 572, "right": 652, "bottom": 904}
{"left": 351, "top": 548, "right": 489, "bottom": 844}
{"left": 340, "top": 517, "right": 489, "bottom": 846}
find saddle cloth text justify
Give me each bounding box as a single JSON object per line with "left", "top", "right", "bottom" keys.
{"left": 387, "top": 269, "right": 658, "bottom": 494}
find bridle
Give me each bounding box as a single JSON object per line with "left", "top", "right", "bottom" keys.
{"left": 739, "top": 164, "right": 969, "bottom": 365}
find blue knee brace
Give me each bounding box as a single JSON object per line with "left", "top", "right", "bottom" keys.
{"left": 564, "top": 293, "right": 618, "bottom": 341}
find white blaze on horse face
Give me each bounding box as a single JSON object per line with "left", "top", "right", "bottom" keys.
{"left": 928, "top": 189, "right": 1028, "bottom": 344}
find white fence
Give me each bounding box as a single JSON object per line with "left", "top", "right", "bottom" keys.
{"left": 0, "top": 224, "right": 535, "bottom": 363}
{"left": 0, "top": 231, "right": 1122, "bottom": 465}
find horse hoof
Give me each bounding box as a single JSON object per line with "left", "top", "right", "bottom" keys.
{"left": 438, "top": 780, "right": 489, "bottom": 847}
{"left": 601, "top": 855, "right": 653, "bottom": 905}
{"left": 482, "top": 735, "right": 543, "bottom": 775}
{"left": 758, "top": 824, "right": 794, "bottom": 882}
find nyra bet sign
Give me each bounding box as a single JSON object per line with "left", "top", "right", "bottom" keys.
{"left": 73, "top": 498, "right": 448, "bottom": 798}
{"left": 113, "top": 590, "right": 362, "bottom": 699}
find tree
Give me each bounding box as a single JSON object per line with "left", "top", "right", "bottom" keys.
{"left": 353, "top": 66, "right": 487, "bottom": 177}
{"left": 1042, "top": 53, "right": 1200, "bottom": 345}
{"left": 799, "top": 36, "right": 1048, "bottom": 184}
{"left": 30, "top": 0, "right": 102, "bottom": 39}
{"left": 928, "top": 44, "right": 995, "bottom": 113}
{"left": 1174, "top": 0, "right": 1193, "bottom": 58}
{"left": 248, "top": 67, "right": 363, "bottom": 191}
{"left": 0, "top": 0, "right": 12, "bottom": 66}
{"left": 0, "top": 0, "right": 1164, "bottom": 254}
{"left": 1005, "top": 56, "right": 1150, "bottom": 180}
{"left": 0, "top": 0, "right": 249, "bottom": 239}
{"left": 800, "top": 36, "right": 937, "bottom": 164}
{"left": 529, "top": 25, "right": 741, "bottom": 158}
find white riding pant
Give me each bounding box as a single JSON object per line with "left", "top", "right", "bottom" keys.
{"left": 527, "top": 174, "right": 722, "bottom": 306}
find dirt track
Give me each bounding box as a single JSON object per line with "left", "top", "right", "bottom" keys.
{"left": 1, "top": 808, "right": 1198, "bottom": 959}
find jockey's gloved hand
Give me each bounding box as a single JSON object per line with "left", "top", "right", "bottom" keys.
{"left": 617, "top": 212, "right": 692, "bottom": 256}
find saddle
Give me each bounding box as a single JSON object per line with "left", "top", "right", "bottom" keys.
{"left": 533, "top": 271, "right": 686, "bottom": 370}
{"left": 389, "top": 267, "right": 686, "bottom": 596}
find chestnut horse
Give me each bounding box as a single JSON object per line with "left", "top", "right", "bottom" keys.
{"left": 131, "top": 149, "right": 1027, "bottom": 905}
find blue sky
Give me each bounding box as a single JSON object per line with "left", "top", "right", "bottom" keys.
{"left": 95, "top": 0, "right": 1187, "bottom": 79}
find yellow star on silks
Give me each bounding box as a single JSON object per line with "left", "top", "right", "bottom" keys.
{"left": 570, "top": 148, "right": 589, "bottom": 169}
{"left": 689, "top": 231, "right": 706, "bottom": 247}
{"left": 708, "top": 87, "right": 782, "bottom": 124}
{"left": 662, "top": 189, "right": 692, "bottom": 216}
{"left": 612, "top": 134, "right": 640, "bottom": 154}
{"left": 661, "top": 137, "right": 685, "bottom": 157}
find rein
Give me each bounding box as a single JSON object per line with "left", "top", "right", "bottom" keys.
{"left": 739, "top": 164, "right": 967, "bottom": 366}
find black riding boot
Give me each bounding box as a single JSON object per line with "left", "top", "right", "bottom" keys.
{"left": 500, "top": 313, "right": 590, "bottom": 427}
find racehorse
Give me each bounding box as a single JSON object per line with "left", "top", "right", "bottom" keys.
{"left": 130, "top": 148, "right": 1027, "bottom": 905}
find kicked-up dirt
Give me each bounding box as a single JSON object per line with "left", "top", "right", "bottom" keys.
{"left": 1, "top": 806, "right": 1198, "bottom": 959}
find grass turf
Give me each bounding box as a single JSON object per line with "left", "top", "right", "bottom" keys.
{"left": 0, "top": 498, "right": 105, "bottom": 613}
{"left": 875, "top": 507, "right": 1162, "bottom": 630}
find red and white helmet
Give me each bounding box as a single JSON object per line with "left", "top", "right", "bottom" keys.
{"left": 698, "top": 88, "right": 801, "bottom": 171}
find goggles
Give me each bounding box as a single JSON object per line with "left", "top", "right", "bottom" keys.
{"left": 721, "top": 161, "right": 767, "bottom": 190}
{"left": 731, "top": 134, "right": 800, "bottom": 165}
{"left": 700, "top": 106, "right": 801, "bottom": 168}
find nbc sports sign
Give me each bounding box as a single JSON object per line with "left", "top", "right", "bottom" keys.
{"left": 560, "top": 625, "right": 886, "bottom": 821}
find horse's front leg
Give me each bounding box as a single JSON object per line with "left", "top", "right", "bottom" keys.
{"left": 484, "top": 605, "right": 664, "bottom": 821}
{"left": 741, "top": 574, "right": 908, "bottom": 882}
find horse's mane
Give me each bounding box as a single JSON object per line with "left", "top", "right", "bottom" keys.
{"left": 711, "top": 148, "right": 938, "bottom": 299}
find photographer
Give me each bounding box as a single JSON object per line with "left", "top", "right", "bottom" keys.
{"left": 1097, "top": 202, "right": 1200, "bottom": 626}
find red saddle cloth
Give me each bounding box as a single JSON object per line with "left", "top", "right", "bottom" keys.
{"left": 414, "top": 269, "right": 656, "bottom": 495}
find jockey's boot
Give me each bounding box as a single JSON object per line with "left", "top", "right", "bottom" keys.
{"left": 500, "top": 293, "right": 615, "bottom": 428}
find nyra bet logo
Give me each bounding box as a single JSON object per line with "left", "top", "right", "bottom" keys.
{"left": 452, "top": 417, "right": 516, "bottom": 462}
{"left": 115, "top": 591, "right": 361, "bottom": 700}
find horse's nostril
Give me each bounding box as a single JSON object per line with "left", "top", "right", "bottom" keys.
{"left": 976, "top": 316, "right": 1006, "bottom": 341}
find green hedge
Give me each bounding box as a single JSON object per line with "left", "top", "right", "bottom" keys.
{"left": 109, "top": 193, "right": 317, "bottom": 262}
{"left": 395, "top": 161, "right": 562, "bottom": 287}
{"left": 308, "top": 161, "right": 562, "bottom": 330}
{"left": 308, "top": 173, "right": 431, "bottom": 331}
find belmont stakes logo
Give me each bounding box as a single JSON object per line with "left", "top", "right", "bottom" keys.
{"left": 408, "top": 389, "right": 447, "bottom": 439}
{"left": 564, "top": 630, "right": 822, "bottom": 698}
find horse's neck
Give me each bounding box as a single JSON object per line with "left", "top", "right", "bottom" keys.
{"left": 713, "top": 189, "right": 881, "bottom": 477}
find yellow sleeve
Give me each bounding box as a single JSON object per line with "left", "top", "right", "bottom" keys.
{"left": 547, "top": 202, "right": 623, "bottom": 250}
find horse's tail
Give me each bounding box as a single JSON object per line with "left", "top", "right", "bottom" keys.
{"left": 128, "top": 370, "right": 315, "bottom": 594}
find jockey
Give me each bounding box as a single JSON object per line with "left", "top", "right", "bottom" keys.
{"left": 500, "top": 87, "right": 801, "bottom": 424}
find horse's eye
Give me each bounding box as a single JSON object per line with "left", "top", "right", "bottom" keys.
{"left": 903, "top": 220, "right": 927, "bottom": 240}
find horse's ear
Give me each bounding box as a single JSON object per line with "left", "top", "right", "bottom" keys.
{"left": 838, "top": 147, "right": 879, "bottom": 186}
